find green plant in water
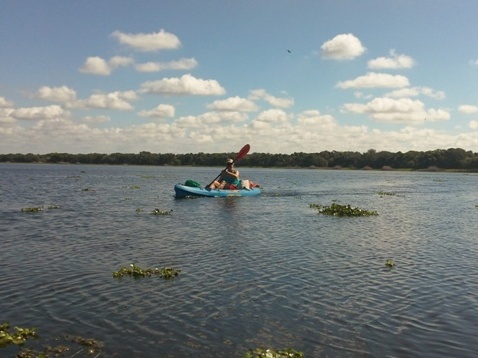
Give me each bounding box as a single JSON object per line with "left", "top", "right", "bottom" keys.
{"left": 21, "top": 207, "right": 43, "bottom": 212}
{"left": 113, "top": 263, "right": 180, "bottom": 279}
{"left": 47, "top": 205, "right": 61, "bottom": 209}
{"left": 0, "top": 322, "right": 37, "bottom": 348}
{"left": 378, "top": 191, "right": 404, "bottom": 197}
{"left": 243, "top": 347, "right": 304, "bottom": 358}
{"left": 309, "top": 203, "right": 378, "bottom": 217}
{"left": 385, "top": 259, "right": 395, "bottom": 267}
{"left": 151, "top": 209, "right": 173, "bottom": 215}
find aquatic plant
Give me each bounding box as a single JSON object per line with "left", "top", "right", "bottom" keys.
{"left": 151, "top": 209, "right": 173, "bottom": 215}
{"left": 135, "top": 208, "right": 144, "bottom": 212}
{"left": 243, "top": 347, "right": 304, "bottom": 358}
{"left": 130, "top": 185, "right": 141, "bottom": 189}
{"left": 385, "top": 259, "right": 395, "bottom": 267}
{"left": 113, "top": 264, "right": 180, "bottom": 279}
{"left": 309, "top": 203, "right": 378, "bottom": 217}
{"left": 20, "top": 207, "right": 43, "bottom": 212}
{"left": 378, "top": 191, "right": 404, "bottom": 197}
{"left": 17, "top": 334, "right": 103, "bottom": 357}
{"left": 0, "top": 322, "right": 37, "bottom": 347}
{"left": 47, "top": 205, "right": 61, "bottom": 209}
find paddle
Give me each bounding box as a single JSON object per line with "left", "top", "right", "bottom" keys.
{"left": 207, "top": 144, "right": 250, "bottom": 188}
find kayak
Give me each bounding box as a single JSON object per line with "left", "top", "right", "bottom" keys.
{"left": 174, "top": 184, "right": 261, "bottom": 198}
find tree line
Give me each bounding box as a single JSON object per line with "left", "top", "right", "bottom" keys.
{"left": 2, "top": 148, "right": 478, "bottom": 171}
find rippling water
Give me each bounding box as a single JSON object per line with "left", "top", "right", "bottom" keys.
{"left": 1, "top": 163, "right": 478, "bottom": 357}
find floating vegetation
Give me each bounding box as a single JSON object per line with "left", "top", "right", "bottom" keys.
{"left": 309, "top": 203, "right": 378, "bottom": 217}
{"left": 113, "top": 263, "right": 180, "bottom": 279}
{"left": 16, "top": 334, "right": 103, "bottom": 358}
{"left": 378, "top": 191, "right": 404, "bottom": 198}
{"left": 0, "top": 322, "right": 37, "bottom": 347}
{"left": 151, "top": 209, "right": 173, "bottom": 215}
{"left": 21, "top": 207, "right": 43, "bottom": 213}
{"left": 243, "top": 347, "right": 304, "bottom": 358}
{"left": 130, "top": 185, "right": 141, "bottom": 189}
{"left": 385, "top": 259, "right": 395, "bottom": 267}
{"left": 21, "top": 205, "right": 61, "bottom": 212}
{"left": 135, "top": 208, "right": 144, "bottom": 212}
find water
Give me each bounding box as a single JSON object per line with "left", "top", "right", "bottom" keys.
{"left": 1, "top": 163, "right": 478, "bottom": 357}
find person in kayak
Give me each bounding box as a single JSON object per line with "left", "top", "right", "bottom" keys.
{"left": 208, "top": 158, "right": 240, "bottom": 189}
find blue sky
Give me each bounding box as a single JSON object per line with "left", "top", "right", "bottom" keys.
{"left": 1, "top": 0, "right": 478, "bottom": 154}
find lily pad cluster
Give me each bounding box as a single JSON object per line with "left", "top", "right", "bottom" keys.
{"left": 0, "top": 322, "right": 37, "bottom": 347}
{"left": 151, "top": 209, "right": 173, "bottom": 215}
{"left": 385, "top": 259, "right": 395, "bottom": 267}
{"left": 113, "top": 263, "right": 180, "bottom": 279}
{"left": 16, "top": 334, "right": 103, "bottom": 358}
{"left": 310, "top": 203, "right": 378, "bottom": 217}
{"left": 21, "top": 205, "right": 60, "bottom": 212}
{"left": 243, "top": 347, "right": 304, "bottom": 358}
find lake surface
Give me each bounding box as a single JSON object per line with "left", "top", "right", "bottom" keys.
{"left": 1, "top": 163, "right": 478, "bottom": 357}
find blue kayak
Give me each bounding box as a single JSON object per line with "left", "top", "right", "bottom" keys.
{"left": 174, "top": 184, "right": 261, "bottom": 198}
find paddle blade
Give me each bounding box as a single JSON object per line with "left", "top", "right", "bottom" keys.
{"left": 235, "top": 144, "right": 250, "bottom": 162}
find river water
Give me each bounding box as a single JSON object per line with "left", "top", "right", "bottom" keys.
{"left": 1, "top": 163, "right": 477, "bottom": 357}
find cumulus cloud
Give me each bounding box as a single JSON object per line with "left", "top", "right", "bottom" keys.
{"left": 35, "top": 86, "right": 77, "bottom": 103}
{"left": 251, "top": 109, "right": 290, "bottom": 128}
{"left": 248, "top": 89, "right": 294, "bottom": 108}
{"left": 10, "top": 105, "right": 66, "bottom": 120}
{"left": 469, "top": 120, "right": 478, "bottom": 129}
{"left": 79, "top": 56, "right": 133, "bottom": 76}
{"left": 0, "top": 96, "right": 14, "bottom": 107}
{"left": 140, "top": 74, "right": 226, "bottom": 96}
{"left": 459, "top": 105, "right": 478, "bottom": 114}
{"left": 336, "top": 72, "right": 410, "bottom": 89}
{"left": 342, "top": 97, "right": 450, "bottom": 124}
{"left": 175, "top": 111, "right": 248, "bottom": 128}
{"left": 81, "top": 115, "right": 111, "bottom": 123}
{"left": 138, "top": 104, "right": 176, "bottom": 118}
{"left": 321, "top": 33, "right": 366, "bottom": 60}
{"left": 77, "top": 91, "right": 138, "bottom": 111}
{"left": 135, "top": 58, "right": 198, "bottom": 72}
{"left": 368, "top": 50, "right": 415, "bottom": 69}
{"left": 385, "top": 86, "right": 445, "bottom": 100}
{"left": 111, "top": 29, "right": 181, "bottom": 52}
{"left": 297, "top": 110, "right": 336, "bottom": 126}
{"left": 207, "top": 96, "right": 258, "bottom": 112}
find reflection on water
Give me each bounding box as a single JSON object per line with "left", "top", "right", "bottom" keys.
{"left": 1, "top": 164, "right": 478, "bottom": 357}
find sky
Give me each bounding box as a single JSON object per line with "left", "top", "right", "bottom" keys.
{"left": 2, "top": 0, "right": 478, "bottom": 155}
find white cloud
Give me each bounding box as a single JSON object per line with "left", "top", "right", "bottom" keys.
{"left": 35, "top": 86, "right": 77, "bottom": 103}
{"left": 11, "top": 105, "right": 66, "bottom": 120}
{"left": 336, "top": 72, "right": 410, "bottom": 89}
{"left": 0, "top": 96, "right": 14, "bottom": 107}
{"left": 342, "top": 97, "right": 450, "bottom": 124}
{"left": 459, "top": 105, "right": 478, "bottom": 114}
{"left": 79, "top": 56, "right": 133, "bottom": 76}
{"left": 140, "top": 74, "right": 226, "bottom": 96}
{"left": 253, "top": 109, "right": 290, "bottom": 125}
{"left": 469, "top": 120, "right": 478, "bottom": 129}
{"left": 138, "top": 104, "right": 176, "bottom": 119}
{"left": 248, "top": 89, "right": 294, "bottom": 108}
{"left": 79, "top": 56, "right": 111, "bottom": 76}
{"left": 81, "top": 115, "right": 111, "bottom": 123}
{"left": 207, "top": 96, "right": 259, "bottom": 112}
{"left": 109, "top": 56, "right": 134, "bottom": 68}
{"left": 297, "top": 110, "right": 336, "bottom": 126}
{"left": 175, "top": 111, "right": 248, "bottom": 128}
{"left": 321, "top": 33, "right": 366, "bottom": 60}
{"left": 385, "top": 86, "right": 445, "bottom": 100}
{"left": 77, "top": 91, "right": 138, "bottom": 111}
{"left": 135, "top": 58, "right": 198, "bottom": 72}
{"left": 368, "top": 50, "right": 415, "bottom": 69}
{"left": 111, "top": 29, "right": 181, "bottom": 52}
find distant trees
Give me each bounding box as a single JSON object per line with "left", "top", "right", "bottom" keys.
{"left": 2, "top": 148, "right": 478, "bottom": 170}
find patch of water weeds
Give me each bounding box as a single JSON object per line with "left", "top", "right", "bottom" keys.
{"left": 243, "top": 347, "right": 303, "bottom": 358}
{"left": 113, "top": 263, "right": 180, "bottom": 279}
{"left": 309, "top": 203, "right": 378, "bottom": 217}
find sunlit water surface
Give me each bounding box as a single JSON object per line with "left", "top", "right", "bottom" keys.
{"left": 1, "top": 164, "right": 478, "bottom": 357}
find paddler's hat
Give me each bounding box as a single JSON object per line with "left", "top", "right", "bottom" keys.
{"left": 226, "top": 158, "right": 234, "bottom": 164}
